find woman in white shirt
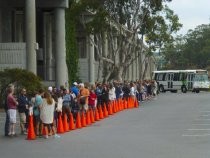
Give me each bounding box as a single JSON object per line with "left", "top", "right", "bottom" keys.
{"left": 108, "top": 83, "right": 116, "bottom": 101}
{"left": 40, "top": 91, "right": 60, "bottom": 139}
{"left": 130, "top": 82, "right": 135, "bottom": 98}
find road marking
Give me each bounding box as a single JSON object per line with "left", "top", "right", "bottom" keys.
{"left": 187, "top": 129, "right": 210, "bottom": 131}
{"left": 182, "top": 134, "right": 210, "bottom": 137}
{"left": 201, "top": 111, "right": 210, "bottom": 113}
{"left": 200, "top": 115, "right": 210, "bottom": 117}
{"left": 195, "top": 119, "right": 210, "bottom": 121}
{"left": 192, "top": 124, "right": 210, "bottom": 125}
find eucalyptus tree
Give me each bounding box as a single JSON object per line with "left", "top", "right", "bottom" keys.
{"left": 76, "top": 0, "right": 181, "bottom": 81}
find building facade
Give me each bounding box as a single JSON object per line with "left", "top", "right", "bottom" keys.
{"left": 0, "top": 1, "right": 156, "bottom": 87}
{"left": 0, "top": 0, "right": 69, "bottom": 87}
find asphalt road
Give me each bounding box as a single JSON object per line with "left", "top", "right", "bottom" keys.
{"left": 0, "top": 91, "right": 210, "bottom": 158}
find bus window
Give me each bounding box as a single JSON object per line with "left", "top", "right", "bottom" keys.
{"left": 162, "top": 73, "right": 166, "bottom": 81}
{"left": 173, "top": 73, "right": 180, "bottom": 81}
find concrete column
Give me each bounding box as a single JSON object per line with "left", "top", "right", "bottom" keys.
{"left": 25, "top": 0, "right": 37, "bottom": 74}
{"left": 44, "top": 12, "right": 54, "bottom": 81}
{"left": 54, "top": 8, "right": 68, "bottom": 88}
{"left": 89, "top": 34, "right": 95, "bottom": 83}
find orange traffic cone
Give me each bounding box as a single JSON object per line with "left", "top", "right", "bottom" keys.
{"left": 116, "top": 101, "right": 119, "bottom": 112}
{"left": 103, "top": 104, "right": 108, "bottom": 117}
{"left": 76, "top": 112, "right": 82, "bottom": 129}
{"left": 57, "top": 114, "right": 64, "bottom": 134}
{"left": 110, "top": 102, "right": 113, "bottom": 114}
{"left": 131, "top": 97, "right": 134, "bottom": 108}
{"left": 81, "top": 112, "right": 86, "bottom": 127}
{"left": 99, "top": 106, "right": 104, "bottom": 119}
{"left": 86, "top": 110, "right": 91, "bottom": 125}
{"left": 108, "top": 102, "right": 112, "bottom": 115}
{"left": 113, "top": 101, "right": 116, "bottom": 113}
{"left": 63, "top": 114, "right": 69, "bottom": 132}
{"left": 69, "top": 113, "right": 75, "bottom": 130}
{"left": 120, "top": 99, "right": 124, "bottom": 110}
{"left": 90, "top": 109, "right": 95, "bottom": 123}
{"left": 27, "top": 115, "right": 36, "bottom": 140}
{"left": 124, "top": 100, "right": 128, "bottom": 109}
{"left": 127, "top": 98, "right": 130, "bottom": 108}
{"left": 95, "top": 108, "right": 100, "bottom": 121}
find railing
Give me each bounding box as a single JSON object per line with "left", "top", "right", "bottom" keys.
{"left": 0, "top": 43, "right": 26, "bottom": 71}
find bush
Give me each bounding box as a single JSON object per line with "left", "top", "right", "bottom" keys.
{"left": 0, "top": 68, "right": 44, "bottom": 108}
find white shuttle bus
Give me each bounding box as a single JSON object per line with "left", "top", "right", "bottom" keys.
{"left": 153, "top": 69, "right": 210, "bottom": 93}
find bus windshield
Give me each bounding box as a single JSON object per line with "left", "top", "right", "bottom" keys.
{"left": 194, "top": 74, "right": 209, "bottom": 81}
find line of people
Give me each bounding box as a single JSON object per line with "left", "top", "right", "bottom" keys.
{"left": 3, "top": 80, "right": 158, "bottom": 138}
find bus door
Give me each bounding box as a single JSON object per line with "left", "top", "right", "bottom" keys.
{"left": 167, "top": 73, "right": 174, "bottom": 89}
{"left": 187, "top": 73, "right": 194, "bottom": 90}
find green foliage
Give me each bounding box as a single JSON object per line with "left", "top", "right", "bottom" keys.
{"left": 65, "top": 3, "right": 80, "bottom": 85}
{"left": 0, "top": 68, "right": 43, "bottom": 108}
{"left": 161, "top": 24, "right": 210, "bottom": 70}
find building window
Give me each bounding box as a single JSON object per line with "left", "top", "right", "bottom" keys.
{"left": 13, "top": 10, "right": 24, "bottom": 42}
{"left": 77, "top": 37, "right": 86, "bottom": 58}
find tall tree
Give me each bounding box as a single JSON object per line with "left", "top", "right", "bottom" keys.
{"left": 72, "top": 0, "right": 181, "bottom": 82}
{"left": 161, "top": 24, "right": 210, "bottom": 70}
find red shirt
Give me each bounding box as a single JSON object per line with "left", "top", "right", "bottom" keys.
{"left": 88, "top": 91, "right": 97, "bottom": 106}
{"left": 7, "top": 94, "right": 18, "bottom": 109}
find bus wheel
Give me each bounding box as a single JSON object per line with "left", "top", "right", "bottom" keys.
{"left": 181, "top": 86, "right": 187, "bottom": 93}
{"left": 159, "top": 85, "right": 165, "bottom": 93}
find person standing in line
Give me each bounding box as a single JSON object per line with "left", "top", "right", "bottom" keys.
{"left": 40, "top": 91, "right": 60, "bottom": 139}
{"left": 88, "top": 84, "right": 97, "bottom": 111}
{"left": 62, "top": 89, "right": 71, "bottom": 120}
{"left": 130, "top": 82, "right": 136, "bottom": 99}
{"left": 101, "top": 84, "right": 109, "bottom": 107}
{"left": 95, "top": 83, "right": 103, "bottom": 106}
{"left": 114, "top": 81, "right": 122, "bottom": 100}
{"left": 55, "top": 91, "right": 63, "bottom": 127}
{"left": 33, "top": 89, "right": 44, "bottom": 136}
{"left": 7, "top": 85, "right": 18, "bottom": 137}
{"left": 71, "top": 82, "right": 79, "bottom": 97}
{"left": 4, "top": 84, "right": 13, "bottom": 137}
{"left": 17, "top": 88, "right": 29, "bottom": 135}
{"left": 108, "top": 83, "right": 116, "bottom": 101}
{"left": 79, "top": 83, "right": 90, "bottom": 112}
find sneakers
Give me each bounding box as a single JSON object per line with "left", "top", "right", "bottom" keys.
{"left": 21, "top": 130, "right": 28, "bottom": 135}
{"left": 54, "top": 134, "right": 60, "bottom": 138}
{"left": 44, "top": 135, "right": 49, "bottom": 139}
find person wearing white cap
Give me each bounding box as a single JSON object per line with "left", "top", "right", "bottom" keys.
{"left": 48, "top": 86, "right": 53, "bottom": 93}
{"left": 78, "top": 83, "right": 90, "bottom": 112}
{"left": 71, "top": 82, "right": 79, "bottom": 97}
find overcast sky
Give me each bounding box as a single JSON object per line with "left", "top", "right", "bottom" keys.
{"left": 167, "top": 0, "right": 210, "bottom": 35}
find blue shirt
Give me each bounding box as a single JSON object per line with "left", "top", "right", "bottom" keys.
{"left": 17, "top": 95, "right": 29, "bottom": 113}
{"left": 71, "top": 86, "right": 79, "bottom": 96}
{"left": 34, "top": 95, "right": 42, "bottom": 116}
{"left": 63, "top": 94, "right": 71, "bottom": 106}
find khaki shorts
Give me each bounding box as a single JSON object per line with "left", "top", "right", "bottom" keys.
{"left": 84, "top": 104, "right": 88, "bottom": 111}
{"left": 79, "top": 104, "right": 89, "bottom": 111}
{"left": 19, "top": 112, "right": 26, "bottom": 124}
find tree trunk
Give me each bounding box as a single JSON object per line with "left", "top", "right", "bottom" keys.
{"left": 142, "top": 61, "right": 148, "bottom": 79}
